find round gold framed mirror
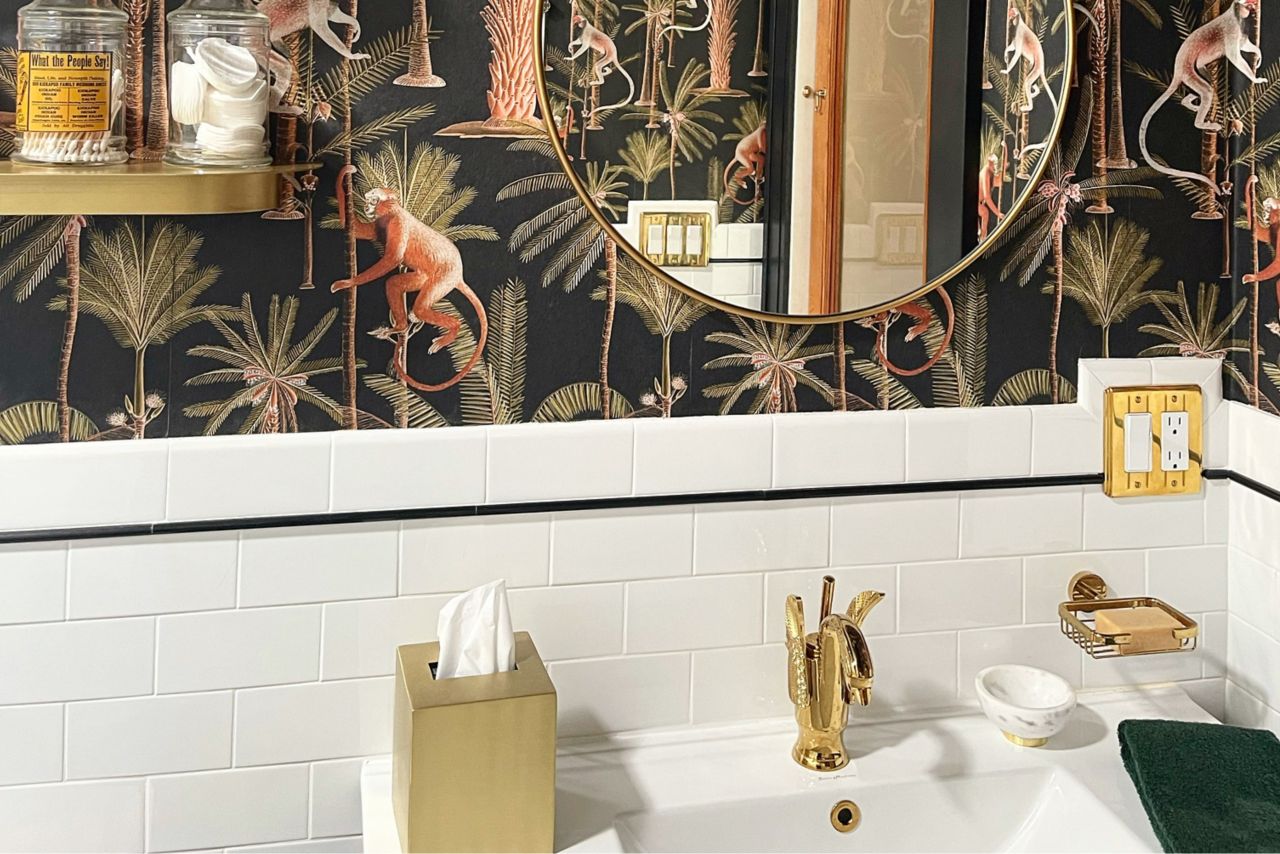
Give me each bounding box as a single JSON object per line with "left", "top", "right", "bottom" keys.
{"left": 532, "top": 0, "right": 1075, "bottom": 323}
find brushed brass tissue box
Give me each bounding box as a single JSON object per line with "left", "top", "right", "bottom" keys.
{"left": 392, "top": 632, "right": 556, "bottom": 853}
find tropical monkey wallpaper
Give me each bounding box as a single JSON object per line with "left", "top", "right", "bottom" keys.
{"left": 0, "top": 0, "right": 1276, "bottom": 442}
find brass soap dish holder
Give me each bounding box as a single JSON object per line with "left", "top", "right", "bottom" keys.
{"left": 1058, "top": 572, "right": 1198, "bottom": 659}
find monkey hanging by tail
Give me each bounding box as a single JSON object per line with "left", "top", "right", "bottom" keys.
{"left": 569, "top": 14, "right": 635, "bottom": 119}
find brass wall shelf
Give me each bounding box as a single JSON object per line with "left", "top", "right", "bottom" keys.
{"left": 0, "top": 161, "right": 320, "bottom": 216}
{"left": 1059, "top": 572, "right": 1198, "bottom": 659}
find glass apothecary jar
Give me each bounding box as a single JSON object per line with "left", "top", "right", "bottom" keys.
{"left": 13, "top": 0, "right": 128, "bottom": 166}
{"left": 167, "top": 0, "right": 271, "bottom": 168}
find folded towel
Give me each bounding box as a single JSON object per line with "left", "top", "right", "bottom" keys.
{"left": 1119, "top": 719, "right": 1280, "bottom": 853}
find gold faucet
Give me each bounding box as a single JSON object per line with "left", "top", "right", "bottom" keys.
{"left": 785, "top": 575, "right": 885, "bottom": 772}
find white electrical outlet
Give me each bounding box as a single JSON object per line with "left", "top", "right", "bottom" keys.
{"left": 1161, "top": 411, "right": 1190, "bottom": 472}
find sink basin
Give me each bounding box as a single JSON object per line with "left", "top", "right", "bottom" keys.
{"left": 614, "top": 767, "right": 1146, "bottom": 852}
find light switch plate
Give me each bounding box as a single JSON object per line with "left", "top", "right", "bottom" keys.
{"left": 1103, "top": 385, "right": 1203, "bottom": 498}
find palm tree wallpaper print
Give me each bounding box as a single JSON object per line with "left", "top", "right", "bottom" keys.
{"left": 0, "top": 0, "right": 1274, "bottom": 442}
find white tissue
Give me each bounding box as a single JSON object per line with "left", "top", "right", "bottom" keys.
{"left": 435, "top": 579, "right": 515, "bottom": 680}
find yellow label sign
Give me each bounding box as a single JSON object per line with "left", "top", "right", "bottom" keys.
{"left": 15, "top": 51, "right": 113, "bottom": 134}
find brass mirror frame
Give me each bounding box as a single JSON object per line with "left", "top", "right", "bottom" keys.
{"left": 531, "top": 1, "right": 1076, "bottom": 325}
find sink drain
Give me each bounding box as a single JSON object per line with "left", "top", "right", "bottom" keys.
{"left": 830, "top": 799, "right": 861, "bottom": 833}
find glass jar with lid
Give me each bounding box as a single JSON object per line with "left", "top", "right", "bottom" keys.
{"left": 167, "top": 0, "right": 271, "bottom": 167}
{"left": 13, "top": 0, "right": 128, "bottom": 166}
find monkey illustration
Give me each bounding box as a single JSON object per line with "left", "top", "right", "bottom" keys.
{"left": 1140, "top": 0, "right": 1265, "bottom": 193}
{"left": 977, "top": 153, "right": 1004, "bottom": 240}
{"left": 856, "top": 290, "right": 955, "bottom": 377}
{"left": 1243, "top": 175, "right": 1280, "bottom": 305}
{"left": 659, "top": 0, "right": 711, "bottom": 38}
{"left": 1003, "top": 8, "right": 1058, "bottom": 114}
{"left": 724, "top": 120, "right": 766, "bottom": 204}
{"left": 569, "top": 14, "right": 635, "bottom": 117}
{"left": 329, "top": 165, "right": 488, "bottom": 393}
{"left": 258, "top": 0, "right": 369, "bottom": 61}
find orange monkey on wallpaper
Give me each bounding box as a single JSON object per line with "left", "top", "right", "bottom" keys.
{"left": 258, "top": 0, "right": 369, "bottom": 60}
{"left": 977, "top": 153, "right": 1003, "bottom": 240}
{"left": 724, "top": 121, "right": 766, "bottom": 204}
{"left": 1244, "top": 175, "right": 1280, "bottom": 304}
{"left": 330, "top": 165, "right": 489, "bottom": 393}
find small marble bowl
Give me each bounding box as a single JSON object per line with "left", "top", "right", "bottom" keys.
{"left": 975, "top": 665, "right": 1077, "bottom": 748}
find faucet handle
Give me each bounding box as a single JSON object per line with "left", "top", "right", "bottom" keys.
{"left": 846, "top": 590, "right": 885, "bottom": 630}
{"left": 784, "top": 595, "right": 810, "bottom": 708}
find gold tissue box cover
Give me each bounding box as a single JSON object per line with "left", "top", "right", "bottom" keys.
{"left": 393, "top": 632, "right": 556, "bottom": 853}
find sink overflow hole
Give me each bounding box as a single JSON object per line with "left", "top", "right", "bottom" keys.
{"left": 830, "top": 800, "right": 861, "bottom": 833}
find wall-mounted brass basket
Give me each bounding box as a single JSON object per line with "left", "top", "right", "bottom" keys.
{"left": 1058, "top": 572, "right": 1198, "bottom": 659}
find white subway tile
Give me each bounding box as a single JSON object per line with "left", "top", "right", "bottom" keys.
{"left": 0, "top": 618, "right": 153, "bottom": 704}
{"left": 309, "top": 757, "right": 366, "bottom": 839}
{"left": 626, "top": 574, "right": 763, "bottom": 653}
{"left": 240, "top": 523, "right": 398, "bottom": 607}
{"left": 1227, "top": 548, "right": 1279, "bottom": 638}
{"left": 906, "top": 407, "right": 1032, "bottom": 481}
{"left": 1149, "top": 357, "right": 1223, "bottom": 416}
{"left": 959, "top": 487, "right": 1083, "bottom": 558}
{"left": 1230, "top": 402, "right": 1280, "bottom": 489}
{"left": 331, "top": 429, "right": 485, "bottom": 512}
{"left": 764, "top": 565, "right": 897, "bottom": 641}
{"left": 487, "top": 421, "right": 633, "bottom": 502}
{"left": 147, "top": 765, "right": 308, "bottom": 852}
{"left": 898, "top": 558, "right": 1022, "bottom": 633}
{"left": 1230, "top": 478, "right": 1280, "bottom": 567}
{"left": 552, "top": 506, "right": 694, "bottom": 584}
{"left": 1077, "top": 359, "right": 1152, "bottom": 418}
{"left": 507, "top": 585, "right": 623, "bottom": 661}
{"left": 0, "top": 441, "right": 166, "bottom": 531}
{"left": 1146, "top": 545, "right": 1227, "bottom": 613}
{"left": 234, "top": 678, "right": 393, "bottom": 766}
{"left": 168, "top": 435, "right": 331, "bottom": 521}
{"left": 0, "top": 542, "right": 66, "bottom": 625}
{"left": 772, "top": 411, "right": 905, "bottom": 488}
{"left": 693, "top": 500, "right": 828, "bottom": 574}
{"left": 633, "top": 416, "right": 772, "bottom": 495}
{"left": 400, "top": 516, "right": 549, "bottom": 594}
{"left": 957, "top": 624, "right": 1082, "bottom": 698}
{"left": 869, "top": 632, "right": 959, "bottom": 710}
{"left": 0, "top": 779, "right": 144, "bottom": 852}
{"left": 690, "top": 645, "right": 788, "bottom": 724}
{"left": 1029, "top": 405, "right": 1101, "bottom": 476}
{"left": 1201, "top": 611, "right": 1228, "bottom": 678}
{"left": 157, "top": 607, "right": 320, "bottom": 693}
{"left": 1181, "top": 677, "right": 1225, "bottom": 721}
{"left": 320, "top": 595, "right": 450, "bottom": 680}
{"left": 830, "top": 493, "right": 960, "bottom": 565}
{"left": 1082, "top": 487, "right": 1205, "bottom": 550}
{"left": 66, "top": 692, "right": 232, "bottom": 779}
{"left": 229, "top": 835, "right": 363, "bottom": 853}
{"left": 1225, "top": 680, "right": 1280, "bottom": 734}
{"left": 1204, "top": 479, "right": 1229, "bottom": 544}
{"left": 1023, "top": 551, "right": 1145, "bottom": 624}
{"left": 1081, "top": 642, "right": 1204, "bottom": 689}
{"left": 1205, "top": 399, "right": 1229, "bottom": 469}
{"left": 68, "top": 532, "right": 237, "bottom": 619}
{"left": 1228, "top": 616, "right": 1280, "bottom": 709}
{"left": 548, "top": 654, "right": 690, "bottom": 737}
{"left": 0, "top": 704, "right": 62, "bottom": 785}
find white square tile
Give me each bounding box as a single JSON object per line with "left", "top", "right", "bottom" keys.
{"left": 627, "top": 574, "right": 763, "bottom": 653}
{"left": 0, "top": 780, "right": 144, "bottom": 853}
{"left": 764, "top": 565, "right": 897, "bottom": 641}
{"left": 320, "top": 595, "right": 451, "bottom": 680}
{"left": 487, "top": 421, "right": 633, "bottom": 503}
{"left": 1229, "top": 481, "right": 1280, "bottom": 567}
{"left": 830, "top": 493, "right": 960, "bottom": 565}
{"left": 633, "top": 416, "right": 772, "bottom": 495}
{"left": 694, "top": 500, "right": 828, "bottom": 574}
{"left": 690, "top": 645, "right": 788, "bottom": 724}
{"left": 1146, "top": 545, "right": 1227, "bottom": 613}
{"left": 68, "top": 532, "right": 237, "bottom": 619}
{"left": 240, "top": 523, "right": 398, "bottom": 607}
{"left": 1227, "top": 548, "right": 1279, "bottom": 639}
{"left": 0, "top": 542, "right": 66, "bottom": 625}
{"left": 1201, "top": 611, "right": 1228, "bottom": 678}
{"left": 1230, "top": 402, "right": 1280, "bottom": 489}
{"left": 400, "top": 515, "right": 549, "bottom": 594}
{"left": 548, "top": 654, "right": 690, "bottom": 737}
{"left": 331, "top": 429, "right": 485, "bottom": 512}
{"left": 1023, "top": 551, "right": 1145, "bottom": 624}
{"left": 310, "top": 757, "right": 366, "bottom": 839}
{"left": 1029, "top": 405, "right": 1101, "bottom": 476}
{"left": 957, "top": 624, "right": 1082, "bottom": 698}
{"left": 0, "top": 705, "right": 62, "bottom": 785}
{"left": 959, "top": 487, "right": 1083, "bottom": 558}
{"left": 905, "top": 407, "right": 1032, "bottom": 481}
{"left": 867, "top": 632, "right": 959, "bottom": 710}
{"left": 167, "top": 434, "right": 331, "bottom": 521}
{"left": 898, "top": 558, "right": 1022, "bottom": 633}
{"left": 1149, "top": 357, "right": 1223, "bottom": 416}
{"left": 552, "top": 506, "right": 694, "bottom": 584}
{"left": 1077, "top": 358, "right": 1152, "bottom": 418}
{"left": 1227, "top": 616, "right": 1280, "bottom": 709}
{"left": 0, "top": 441, "right": 167, "bottom": 531}
{"left": 66, "top": 692, "right": 232, "bottom": 779}
{"left": 772, "top": 411, "right": 905, "bottom": 488}
{"left": 1082, "top": 487, "right": 1205, "bottom": 550}
{"left": 147, "top": 765, "right": 308, "bottom": 852}
{"left": 234, "top": 678, "right": 393, "bottom": 766}
{"left": 0, "top": 618, "right": 154, "bottom": 704}
{"left": 507, "top": 585, "right": 624, "bottom": 661}
{"left": 157, "top": 607, "right": 320, "bottom": 693}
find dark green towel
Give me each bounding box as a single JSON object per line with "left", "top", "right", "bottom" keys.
{"left": 1119, "top": 719, "right": 1280, "bottom": 853}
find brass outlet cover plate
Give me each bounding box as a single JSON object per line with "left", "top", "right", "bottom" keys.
{"left": 1102, "top": 385, "right": 1203, "bottom": 498}
{"left": 639, "top": 212, "right": 712, "bottom": 268}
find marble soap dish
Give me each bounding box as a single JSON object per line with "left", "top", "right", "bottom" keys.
{"left": 975, "top": 664, "right": 1077, "bottom": 748}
